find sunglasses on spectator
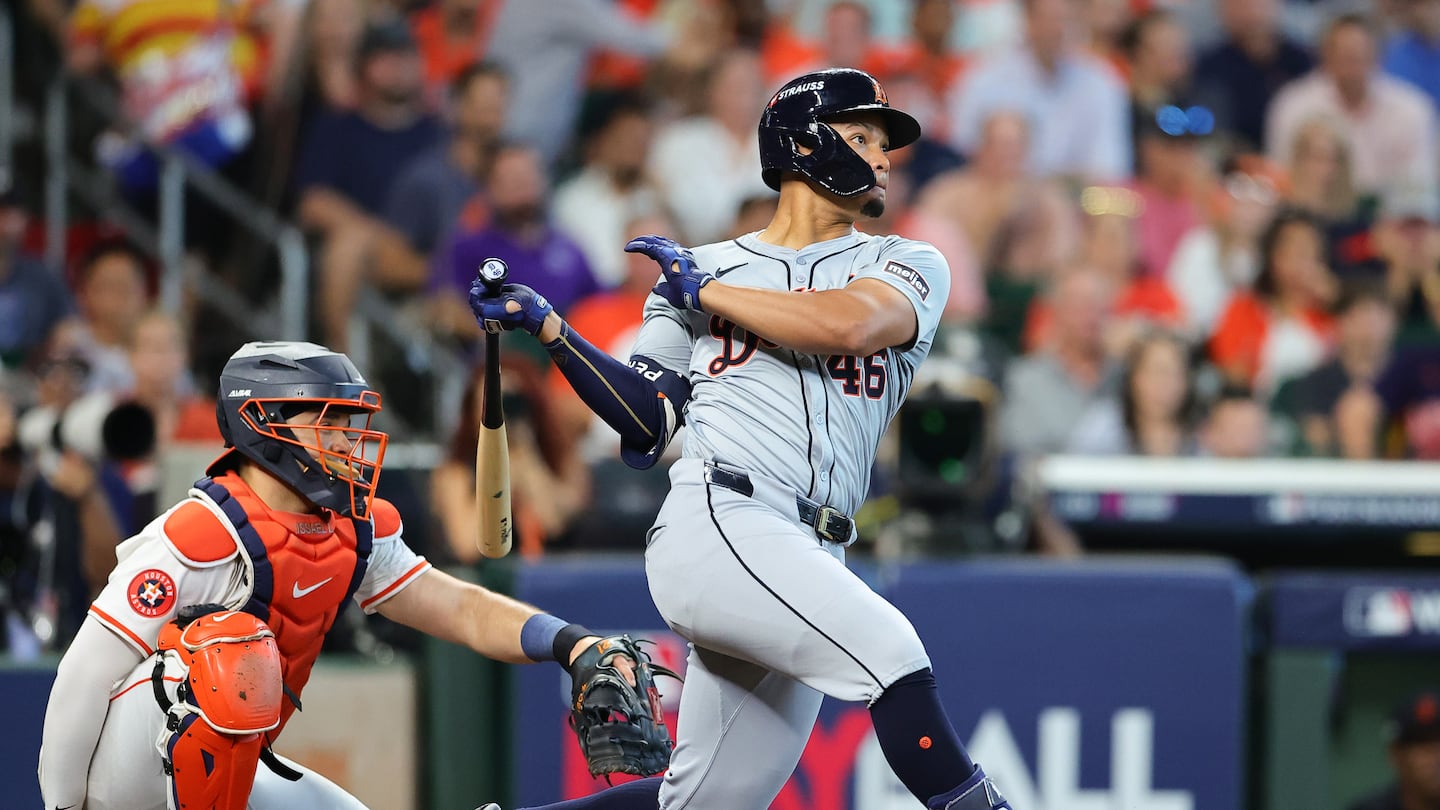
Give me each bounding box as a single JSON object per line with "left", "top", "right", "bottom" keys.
{"left": 1223, "top": 173, "right": 1278, "bottom": 206}
{"left": 1155, "top": 105, "right": 1215, "bottom": 138}
{"left": 38, "top": 356, "right": 90, "bottom": 378}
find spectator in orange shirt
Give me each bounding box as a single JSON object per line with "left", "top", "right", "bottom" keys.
{"left": 1024, "top": 200, "right": 1185, "bottom": 353}
{"left": 768, "top": 1, "right": 907, "bottom": 82}
{"left": 409, "top": 0, "right": 503, "bottom": 103}
{"left": 1209, "top": 210, "right": 1337, "bottom": 394}
{"left": 889, "top": 0, "right": 967, "bottom": 144}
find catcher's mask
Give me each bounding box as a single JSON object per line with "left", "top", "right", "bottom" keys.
{"left": 209, "top": 341, "right": 387, "bottom": 519}
{"left": 759, "top": 67, "right": 921, "bottom": 197}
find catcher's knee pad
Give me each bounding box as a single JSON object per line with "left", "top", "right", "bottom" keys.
{"left": 156, "top": 608, "right": 284, "bottom": 810}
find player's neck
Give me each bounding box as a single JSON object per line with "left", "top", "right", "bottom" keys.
{"left": 238, "top": 463, "right": 320, "bottom": 516}
{"left": 758, "top": 186, "right": 857, "bottom": 250}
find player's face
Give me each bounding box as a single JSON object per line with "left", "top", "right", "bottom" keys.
{"left": 284, "top": 406, "right": 376, "bottom": 479}
{"left": 829, "top": 116, "right": 891, "bottom": 218}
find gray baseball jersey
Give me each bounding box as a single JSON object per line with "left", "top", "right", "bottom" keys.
{"left": 629, "top": 229, "right": 951, "bottom": 810}
{"left": 631, "top": 229, "right": 950, "bottom": 518}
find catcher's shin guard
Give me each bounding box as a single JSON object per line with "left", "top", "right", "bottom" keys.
{"left": 164, "top": 715, "right": 266, "bottom": 810}
{"left": 155, "top": 607, "right": 285, "bottom": 810}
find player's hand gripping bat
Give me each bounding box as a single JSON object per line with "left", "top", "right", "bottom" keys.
{"left": 475, "top": 258, "right": 513, "bottom": 558}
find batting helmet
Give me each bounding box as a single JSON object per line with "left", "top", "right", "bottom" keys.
{"left": 759, "top": 68, "right": 921, "bottom": 197}
{"left": 208, "top": 341, "right": 387, "bottom": 519}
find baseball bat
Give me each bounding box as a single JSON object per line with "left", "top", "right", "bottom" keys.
{"left": 475, "top": 258, "right": 513, "bottom": 558}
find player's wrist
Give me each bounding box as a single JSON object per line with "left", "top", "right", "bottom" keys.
{"left": 536, "top": 312, "right": 565, "bottom": 343}
{"left": 520, "top": 614, "right": 593, "bottom": 664}
{"left": 555, "top": 622, "right": 595, "bottom": 666}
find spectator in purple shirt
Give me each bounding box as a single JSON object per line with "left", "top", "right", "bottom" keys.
{"left": 434, "top": 142, "right": 600, "bottom": 339}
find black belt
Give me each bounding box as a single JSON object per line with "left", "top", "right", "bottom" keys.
{"left": 703, "top": 462, "right": 853, "bottom": 543}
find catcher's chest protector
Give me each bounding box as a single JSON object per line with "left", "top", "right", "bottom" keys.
{"left": 192, "top": 473, "right": 372, "bottom": 733}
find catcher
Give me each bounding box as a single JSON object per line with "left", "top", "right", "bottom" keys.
{"left": 37, "top": 341, "right": 672, "bottom": 810}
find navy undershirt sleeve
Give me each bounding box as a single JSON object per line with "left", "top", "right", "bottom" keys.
{"left": 543, "top": 320, "right": 691, "bottom": 469}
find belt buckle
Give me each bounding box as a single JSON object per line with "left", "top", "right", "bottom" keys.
{"left": 814, "top": 506, "right": 843, "bottom": 542}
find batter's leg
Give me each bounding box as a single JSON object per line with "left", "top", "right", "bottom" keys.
{"left": 657, "top": 644, "right": 823, "bottom": 810}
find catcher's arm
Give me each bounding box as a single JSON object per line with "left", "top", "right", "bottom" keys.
{"left": 40, "top": 619, "right": 144, "bottom": 809}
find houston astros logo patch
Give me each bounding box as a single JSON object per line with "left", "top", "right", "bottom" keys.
{"left": 127, "top": 569, "right": 176, "bottom": 617}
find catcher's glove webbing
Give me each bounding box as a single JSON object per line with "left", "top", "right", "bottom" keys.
{"left": 567, "top": 634, "right": 681, "bottom": 779}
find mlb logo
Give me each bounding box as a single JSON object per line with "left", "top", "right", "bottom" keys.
{"left": 1345, "top": 588, "right": 1413, "bottom": 637}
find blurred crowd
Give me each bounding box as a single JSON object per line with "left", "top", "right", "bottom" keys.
{"left": 1, "top": 0, "right": 1440, "bottom": 651}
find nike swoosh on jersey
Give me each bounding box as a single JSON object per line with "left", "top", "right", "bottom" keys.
{"left": 292, "top": 577, "right": 334, "bottom": 598}
{"left": 715, "top": 263, "right": 747, "bottom": 277}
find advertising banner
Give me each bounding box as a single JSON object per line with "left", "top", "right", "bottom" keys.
{"left": 1268, "top": 572, "right": 1440, "bottom": 650}
{"left": 510, "top": 557, "right": 1250, "bottom": 810}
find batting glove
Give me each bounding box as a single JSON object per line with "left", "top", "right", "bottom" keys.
{"left": 625, "top": 235, "right": 714, "bottom": 311}
{"left": 467, "top": 279, "right": 554, "bottom": 336}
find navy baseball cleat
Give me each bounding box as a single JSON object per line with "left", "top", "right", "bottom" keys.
{"left": 929, "top": 765, "right": 1011, "bottom": 809}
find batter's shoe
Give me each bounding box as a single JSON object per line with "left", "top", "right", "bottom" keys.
{"left": 474, "top": 804, "right": 501, "bottom": 810}
{"left": 929, "top": 765, "right": 1011, "bottom": 809}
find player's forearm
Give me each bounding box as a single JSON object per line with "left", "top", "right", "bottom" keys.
{"left": 541, "top": 320, "right": 689, "bottom": 466}
{"left": 700, "top": 282, "right": 905, "bottom": 357}
{"left": 379, "top": 569, "right": 540, "bottom": 663}
{"left": 40, "top": 619, "right": 142, "bottom": 808}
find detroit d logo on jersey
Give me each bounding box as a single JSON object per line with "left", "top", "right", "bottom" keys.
{"left": 128, "top": 568, "right": 177, "bottom": 617}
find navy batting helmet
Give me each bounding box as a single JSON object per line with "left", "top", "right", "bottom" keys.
{"left": 759, "top": 68, "right": 921, "bottom": 197}
{"left": 209, "top": 342, "right": 387, "bottom": 519}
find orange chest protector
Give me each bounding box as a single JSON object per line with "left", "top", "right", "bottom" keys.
{"left": 194, "top": 474, "right": 372, "bottom": 732}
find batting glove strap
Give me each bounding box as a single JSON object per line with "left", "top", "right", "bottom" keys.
{"left": 467, "top": 279, "right": 554, "bottom": 335}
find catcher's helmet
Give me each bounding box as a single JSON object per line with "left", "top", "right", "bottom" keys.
{"left": 208, "top": 342, "right": 387, "bottom": 519}
{"left": 759, "top": 68, "right": 921, "bottom": 197}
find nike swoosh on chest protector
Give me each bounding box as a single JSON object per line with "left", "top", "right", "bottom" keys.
{"left": 292, "top": 577, "right": 335, "bottom": 598}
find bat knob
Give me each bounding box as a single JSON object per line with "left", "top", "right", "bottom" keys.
{"left": 478, "top": 258, "right": 510, "bottom": 292}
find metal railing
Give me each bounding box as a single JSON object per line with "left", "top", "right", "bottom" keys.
{"left": 34, "top": 68, "right": 471, "bottom": 438}
{"left": 42, "top": 76, "right": 309, "bottom": 340}
{"left": 0, "top": 6, "right": 14, "bottom": 169}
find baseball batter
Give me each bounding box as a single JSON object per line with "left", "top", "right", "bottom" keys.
{"left": 38, "top": 341, "right": 629, "bottom": 810}
{"left": 469, "top": 69, "right": 1011, "bottom": 810}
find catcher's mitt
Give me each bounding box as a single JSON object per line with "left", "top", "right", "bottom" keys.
{"left": 566, "top": 634, "right": 681, "bottom": 779}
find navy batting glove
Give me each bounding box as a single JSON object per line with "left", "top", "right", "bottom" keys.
{"left": 467, "top": 279, "right": 554, "bottom": 336}
{"left": 625, "top": 235, "right": 714, "bottom": 311}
